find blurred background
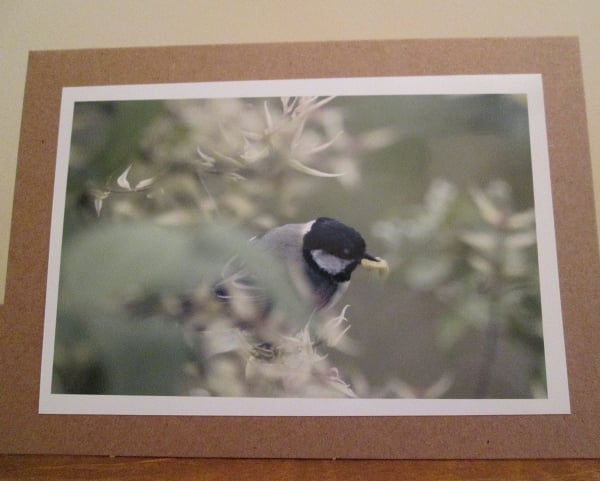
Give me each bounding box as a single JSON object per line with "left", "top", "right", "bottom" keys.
{"left": 53, "top": 93, "right": 545, "bottom": 399}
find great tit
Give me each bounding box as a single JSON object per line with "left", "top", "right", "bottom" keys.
{"left": 251, "top": 217, "right": 389, "bottom": 311}
{"left": 188, "top": 217, "right": 389, "bottom": 357}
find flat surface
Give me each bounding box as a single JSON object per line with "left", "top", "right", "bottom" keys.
{"left": 2, "top": 456, "right": 600, "bottom": 480}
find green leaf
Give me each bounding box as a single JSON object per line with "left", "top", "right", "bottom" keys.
{"left": 58, "top": 221, "right": 309, "bottom": 322}
{"left": 88, "top": 316, "right": 190, "bottom": 396}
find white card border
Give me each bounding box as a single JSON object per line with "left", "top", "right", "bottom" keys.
{"left": 39, "top": 74, "right": 570, "bottom": 416}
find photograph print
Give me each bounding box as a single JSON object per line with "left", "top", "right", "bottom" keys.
{"left": 40, "top": 75, "right": 569, "bottom": 416}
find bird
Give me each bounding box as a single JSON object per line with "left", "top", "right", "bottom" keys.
{"left": 216, "top": 217, "right": 389, "bottom": 317}
{"left": 177, "top": 217, "right": 390, "bottom": 362}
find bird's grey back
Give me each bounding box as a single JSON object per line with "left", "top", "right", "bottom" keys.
{"left": 254, "top": 222, "right": 307, "bottom": 267}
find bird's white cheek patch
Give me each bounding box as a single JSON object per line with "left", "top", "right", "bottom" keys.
{"left": 311, "top": 249, "right": 353, "bottom": 275}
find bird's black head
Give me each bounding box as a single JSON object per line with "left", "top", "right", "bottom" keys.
{"left": 302, "top": 217, "right": 376, "bottom": 282}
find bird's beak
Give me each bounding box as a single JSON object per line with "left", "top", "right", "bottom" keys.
{"left": 361, "top": 253, "right": 390, "bottom": 278}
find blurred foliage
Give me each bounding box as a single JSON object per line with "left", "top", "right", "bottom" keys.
{"left": 53, "top": 92, "right": 546, "bottom": 399}
{"left": 372, "top": 179, "right": 545, "bottom": 397}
